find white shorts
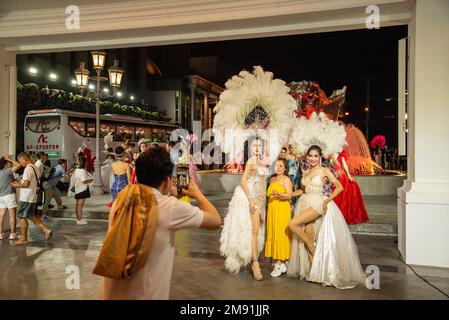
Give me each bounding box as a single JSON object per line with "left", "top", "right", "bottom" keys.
{"left": 0, "top": 194, "right": 18, "bottom": 209}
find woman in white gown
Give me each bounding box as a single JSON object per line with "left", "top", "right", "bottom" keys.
{"left": 287, "top": 145, "right": 366, "bottom": 289}
{"left": 220, "top": 137, "right": 269, "bottom": 280}
{"left": 101, "top": 153, "right": 115, "bottom": 193}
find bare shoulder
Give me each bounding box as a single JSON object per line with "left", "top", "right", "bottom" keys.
{"left": 282, "top": 175, "right": 292, "bottom": 185}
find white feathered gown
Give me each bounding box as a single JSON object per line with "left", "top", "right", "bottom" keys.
{"left": 287, "top": 176, "right": 366, "bottom": 289}
{"left": 220, "top": 167, "right": 268, "bottom": 274}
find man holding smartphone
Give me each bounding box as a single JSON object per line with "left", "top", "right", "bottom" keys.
{"left": 100, "top": 147, "right": 221, "bottom": 300}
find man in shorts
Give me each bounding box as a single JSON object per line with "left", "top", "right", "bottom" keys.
{"left": 11, "top": 152, "right": 53, "bottom": 245}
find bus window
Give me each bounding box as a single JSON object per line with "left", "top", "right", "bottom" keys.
{"left": 100, "top": 122, "right": 114, "bottom": 138}
{"left": 68, "top": 118, "right": 86, "bottom": 136}
{"left": 135, "top": 126, "right": 153, "bottom": 141}
{"left": 86, "top": 121, "right": 96, "bottom": 137}
{"left": 115, "top": 124, "right": 134, "bottom": 141}
{"left": 26, "top": 115, "right": 60, "bottom": 133}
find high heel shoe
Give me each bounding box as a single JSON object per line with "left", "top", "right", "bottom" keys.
{"left": 250, "top": 258, "right": 263, "bottom": 281}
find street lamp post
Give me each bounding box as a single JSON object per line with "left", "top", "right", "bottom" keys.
{"left": 74, "top": 51, "right": 124, "bottom": 195}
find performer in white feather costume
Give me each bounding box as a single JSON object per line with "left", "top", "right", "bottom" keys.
{"left": 214, "top": 67, "right": 296, "bottom": 280}
{"left": 220, "top": 137, "right": 269, "bottom": 279}
{"left": 287, "top": 114, "right": 366, "bottom": 289}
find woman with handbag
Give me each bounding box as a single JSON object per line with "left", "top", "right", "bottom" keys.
{"left": 70, "top": 157, "right": 93, "bottom": 225}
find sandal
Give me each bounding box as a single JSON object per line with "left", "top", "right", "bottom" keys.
{"left": 250, "top": 258, "right": 263, "bottom": 281}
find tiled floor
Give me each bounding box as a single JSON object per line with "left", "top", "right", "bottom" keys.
{"left": 0, "top": 195, "right": 448, "bottom": 300}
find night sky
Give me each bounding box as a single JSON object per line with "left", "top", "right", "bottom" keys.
{"left": 187, "top": 25, "right": 408, "bottom": 148}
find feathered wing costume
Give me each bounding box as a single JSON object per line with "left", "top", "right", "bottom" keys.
{"left": 214, "top": 66, "right": 296, "bottom": 274}
{"left": 290, "top": 112, "right": 347, "bottom": 159}
{"left": 287, "top": 113, "right": 366, "bottom": 289}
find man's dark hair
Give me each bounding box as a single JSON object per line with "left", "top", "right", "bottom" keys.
{"left": 115, "top": 146, "right": 125, "bottom": 156}
{"left": 0, "top": 158, "right": 7, "bottom": 170}
{"left": 78, "top": 156, "right": 87, "bottom": 169}
{"left": 36, "top": 151, "right": 46, "bottom": 160}
{"left": 58, "top": 159, "right": 67, "bottom": 165}
{"left": 136, "top": 147, "right": 174, "bottom": 188}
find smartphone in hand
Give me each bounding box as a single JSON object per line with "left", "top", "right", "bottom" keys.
{"left": 176, "top": 165, "right": 190, "bottom": 194}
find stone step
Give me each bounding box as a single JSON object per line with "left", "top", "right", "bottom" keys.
{"left": 349, "top": 222, "right": 397, "bottom": 236}
{"left": 45, "top": 209, "right": 109, "bottom": 220}
{"left": 46, "top": 209, "right": 398, "bottom": 237}
{"left": 44, "top": 192, "right": 398, "bottom": 236}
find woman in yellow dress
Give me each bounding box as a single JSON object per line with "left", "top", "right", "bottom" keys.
{"left": 265, "top": 158, "right": 293, "bottom": 277}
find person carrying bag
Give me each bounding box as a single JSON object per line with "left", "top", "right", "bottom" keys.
{"left": 93, "top": 183, "right": 158, "bottom": 279}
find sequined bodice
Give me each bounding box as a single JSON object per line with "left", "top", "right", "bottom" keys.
{"left": 302, "top": 175, "right": 323, "bottom": 194}
{"left": 247, "top": 166, "right": 269, "bottom": 208}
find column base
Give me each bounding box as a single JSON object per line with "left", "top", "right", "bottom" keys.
{"left": 398, "top": 180, "right": 449, "bottom": 268}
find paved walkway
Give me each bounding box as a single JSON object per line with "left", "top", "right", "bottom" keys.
{"left": 0, "top": 193, "right": 448, "bottom": 299}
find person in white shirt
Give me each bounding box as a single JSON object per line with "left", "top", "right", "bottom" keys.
{"left": 69, "top": 156, "right": 93, "bottom": 225}
{"left": 99, "top": 147, "right": 222, "bottom": 300}
{"left": 11, "top": 152, "right": 53, "bottom": 246}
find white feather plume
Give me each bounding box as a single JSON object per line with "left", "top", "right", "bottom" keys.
{"left": 213, "top": 66, "right": 296, "bottom": 162}
{"left": 290, "top": 112, "right": 347, "bottom": 158}
{"left": 104, "top": 132, "right": 114, "bottom": 150}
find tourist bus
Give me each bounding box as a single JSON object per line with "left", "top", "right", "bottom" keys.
{"left": 24, "top": 109, "right": 179, "bottom": 166}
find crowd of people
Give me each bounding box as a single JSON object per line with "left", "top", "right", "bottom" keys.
{"left": 372, "top": 145, "right": 405, "bottom": 171}
{"left": 0, "top": 152, "right": 58, "bottom": 245}
{"left": 0, "top": 138, "right": 199, "bottom": 240}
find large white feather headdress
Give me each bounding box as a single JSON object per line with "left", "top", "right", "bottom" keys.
{"left": 290, "top": 112, "right": 347, "bottom": 158}
{"left": 213, "top": 66, "right": 296, "bottom": 162}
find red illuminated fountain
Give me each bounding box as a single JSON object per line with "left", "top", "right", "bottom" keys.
{"left": 288, "top": 80, "right": 382, "bottom": 175}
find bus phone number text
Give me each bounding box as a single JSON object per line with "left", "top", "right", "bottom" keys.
{"left": 26, "top": 144, "right": 60, "bottom": 150}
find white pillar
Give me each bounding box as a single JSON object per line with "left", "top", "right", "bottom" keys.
{"left": 398, "top": 0, "right": 449, "bottom": 268}
{"left": 0, "top": 50, "right": 17, "bottom": 157}
{"left": 0, "top": 50, "right": 16, "bottom": 234}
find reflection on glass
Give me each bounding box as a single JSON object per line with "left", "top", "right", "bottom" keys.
{"left": 26, "top": 116, "right": 61, "bottom": 133}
